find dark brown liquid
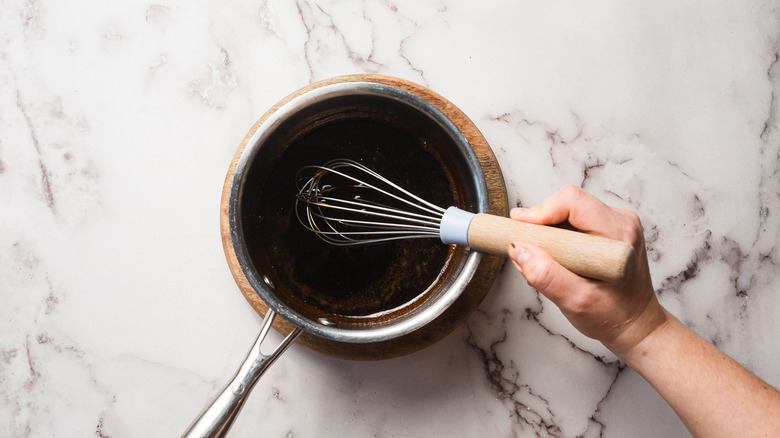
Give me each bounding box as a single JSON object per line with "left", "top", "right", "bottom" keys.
{"left": 245, "top": 117, "right": 458, "bottom": 323}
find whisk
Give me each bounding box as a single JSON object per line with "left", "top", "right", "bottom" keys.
{"left": 295, "top": 159, "right": 635, "bottom": 282}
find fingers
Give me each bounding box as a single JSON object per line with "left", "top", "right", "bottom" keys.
{"left": 508, "top": 241, "right": 586, "bottom": 303}
{"left": 507, "top": 187, "right": 660, "bottom": 352}
{"left": 510, "top": 185, "right": 639, "bottom": 242}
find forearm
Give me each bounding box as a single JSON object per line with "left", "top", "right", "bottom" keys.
{"left": 619, "top": 310, "right": 780, "bottom": 438}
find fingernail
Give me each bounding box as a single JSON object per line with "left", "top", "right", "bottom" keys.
{"left": 515, "top": 247, "right": 531, "bottom": 265}
{"left": 510, "top": 207, "right": 529, "bottom": 219}
{"left": 508, "top": 243, "right": 531, "bottom": 266}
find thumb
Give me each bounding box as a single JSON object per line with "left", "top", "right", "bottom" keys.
{"left": 508, "top": 241, "right": 585, "bottom": 303}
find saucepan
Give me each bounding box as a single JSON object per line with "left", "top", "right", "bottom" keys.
{"left": 182, "top": 75, "right": 507, "bottom": 437}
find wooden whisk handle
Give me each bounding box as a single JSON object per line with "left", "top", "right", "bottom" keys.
{"left": 466, "top": 213, "right": 635, "bottom": 282}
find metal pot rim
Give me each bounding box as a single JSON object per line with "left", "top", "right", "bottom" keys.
{"left": 227, "top": 80, "right": 490, "bottom": 343}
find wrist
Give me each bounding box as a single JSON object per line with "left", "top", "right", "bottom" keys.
{"left": 603, "top": 301, "right": 669, "bottom": 361}
{"left": 613, "top": 308, "right": 675, "bottom": 367}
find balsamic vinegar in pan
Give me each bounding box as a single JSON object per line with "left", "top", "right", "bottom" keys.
{"left": 244, "top": 116, "right": 460, "bottom": 324}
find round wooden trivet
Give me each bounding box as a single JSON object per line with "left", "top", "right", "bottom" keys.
{"left": 220, "top": 74, "right": 508, "bottom": 360}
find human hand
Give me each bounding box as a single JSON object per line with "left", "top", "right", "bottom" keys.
{"left": 507, "top": 185, "right": 667, "bottom": 357}
{"left": 508, "top": 186, "right": 780, "bottom": 437}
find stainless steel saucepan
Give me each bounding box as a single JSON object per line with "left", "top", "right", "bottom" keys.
{"left": 182, "top": 75, "right": 506, "bottom": 437}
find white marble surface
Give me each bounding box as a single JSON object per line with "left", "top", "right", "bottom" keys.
{"left": 2, "top": 1, "right": 779, "bottom": 436}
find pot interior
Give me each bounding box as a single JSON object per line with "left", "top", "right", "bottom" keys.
{"left": 234, "top": 83, "right": 486, "bottom": 339}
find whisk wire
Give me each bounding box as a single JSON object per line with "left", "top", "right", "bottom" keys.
{"left": 305, "top": 196, "right": 443, "bottom": 228}
{"left": 295, "top": 158, "right": 448, "bottom": 246}
{"left": 307, "top": 160, "right": 446, "bottom": 216}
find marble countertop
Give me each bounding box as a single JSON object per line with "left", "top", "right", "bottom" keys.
{"left": 3, "top": 1, "right": 779, "bottom": 437}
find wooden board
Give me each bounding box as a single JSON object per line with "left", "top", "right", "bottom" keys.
{"left": 220, "top": 74, "right": 508, "bottom": 360}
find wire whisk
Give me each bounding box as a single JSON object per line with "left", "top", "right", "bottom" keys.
{"left": 295, "top": 158, "right": 447, "bottom": 246}
{"left": 294, "top": 158, "right": 635, "bottom": 282}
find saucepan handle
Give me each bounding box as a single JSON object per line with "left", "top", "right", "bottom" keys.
{"left": 182, "top": 309, "right": 302, "bottom": 438}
